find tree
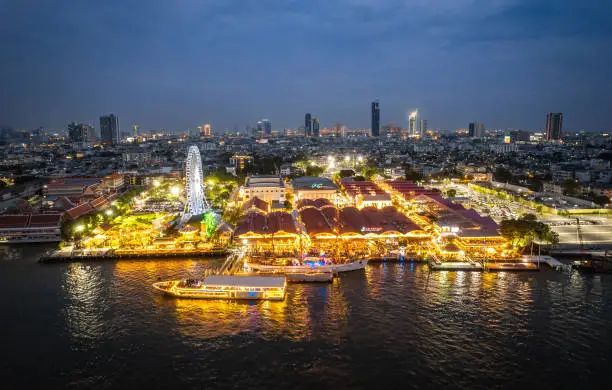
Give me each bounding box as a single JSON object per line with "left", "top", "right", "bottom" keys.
{"left": 446, "top": 189, "right": 457, "bottom": 198}
{"left": 360, "top": 166, "right": 378, "bottom": 181}
{"left": 306, "top": 165, "right": 324, "bottom": 177}
{"left": 405, "top": 171, "right": 423, "bottom": 182}
{"left": 494, "top": 167, "right": 512, "bottom": 183}
{"left": 593, "top": 195, "right": 610, "bottom": 206}
{"left": 500, "top": 214, "right": 558, "bottom": 249}
{"left": 561, "top": 179, "right": 580, "bottom": 196}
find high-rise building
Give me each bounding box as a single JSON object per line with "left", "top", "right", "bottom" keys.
{"left": 409, "top": 110, "right": 418, "bottom": 136}
{"left": 545, "top": 112, "right": 563, "bottom": 140}
{"left": 100, "top": 114, "right": 119, "bottom": 144}
{"left": 188, "top": 127, "right": 200, "bottom": 138}
{"left": 68, "top": 122, "right": 93, "bottom": 143}
{"left": 468, "top": 122, "right": 475, "bottom": 137}
{"left": 200, "top": 124, "right": 212, "bottom": 137}
{"left": 420, "top": 119, "right": 427, "bottom": 136}
{"left": 261, "top": 119, "right": 272, "bottom": 136}
{"left": 469, "top": 121, "right": 485, "bottom": 138}
{"left": 305, "top": 113, "right": 312, "bottom": 136}
{"left": 312, "top": 118, "right": 320, "bottom": 137}
{"left": 371, "top": 101, "right": 380, "bottom": 137}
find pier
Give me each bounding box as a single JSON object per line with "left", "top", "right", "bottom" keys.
{"left": 39, "top": 247, "right": 228, "bottom": 263}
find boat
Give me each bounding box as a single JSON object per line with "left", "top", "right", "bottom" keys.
{"left": 153, "top": 275, "right": 286, "bottom": 300}
{"left": 246, "top": 258, "right": 368, "bottom": 273}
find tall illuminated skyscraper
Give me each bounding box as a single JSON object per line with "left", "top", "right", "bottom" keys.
{"left": 371, "top": 101, "right": 380, "bottom": 137}
{"left": 312, "top": 118, "right": 320, "bottom": 137}
{"left": 545, "top": 112, "right": 563, "bottom": 140}
{"left": 409, "top": 110, "right": 418, "bottom": 136}
{"left": 305, "top": 113, "right": 312, "bottom": 136}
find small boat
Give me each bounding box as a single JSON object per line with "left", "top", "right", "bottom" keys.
{"left": 153, "top": 275, "right": 286, "bottom": 300}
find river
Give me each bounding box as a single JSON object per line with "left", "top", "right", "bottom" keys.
{"left": 1, "top": 244, "right": 611, "bottom": 389}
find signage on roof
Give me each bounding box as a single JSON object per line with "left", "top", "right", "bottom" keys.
{"left": 361, "top": 226, "right": 383, "bottom": 233}
{"left": 311, "top": 183, "right": 323, "bottom": 189}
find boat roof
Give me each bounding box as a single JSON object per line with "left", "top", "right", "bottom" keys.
{"left": 204, "top": 275, "right": 286, "bottom": 288}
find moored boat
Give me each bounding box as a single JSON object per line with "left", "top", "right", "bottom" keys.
{"left": 153, "top": 275, "right": 286, "bottom": 300}
{"left": 246, "top": 258, "right": 368, "bottom": 273}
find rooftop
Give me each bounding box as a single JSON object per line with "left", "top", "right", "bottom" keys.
{"left": 204, "top": 275, "right": 286, "bottom": 288}
{"left": 292, "top": 176, "right": 338, "bottom": 191}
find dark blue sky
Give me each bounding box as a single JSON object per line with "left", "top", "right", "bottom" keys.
{"left": 1, "top": 0, "right": 611, "bottom": 133}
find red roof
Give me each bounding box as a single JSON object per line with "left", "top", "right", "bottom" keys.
{"left": 0, "top": 215, "right": 29, "bottom": 228}
{"left": 267, "top": 212, "right": 297, "bottom": 234}
{"left": 29, "top": 214, "right": 62, "bottom": 227}
{"left": 296, "top": 198, "right": 333, "bottom": 210}
{"left": 0, "top": 214, "right": 62, "bottom": 229}
{"left": 65, "top": 203, "right": 94, "bottom": 220}
{"left": 241, "top": 197, "right": 268, "bottom": 213}
{"left": 341, "top": 180, "right": 386, "bottom": 198}
{"left": 90, "top": 196, "right": 108, "bottom": 210}
{"left": 299, "top": 208, "right": 333, "bottom": 235}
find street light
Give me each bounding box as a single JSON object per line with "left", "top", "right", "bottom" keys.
{"left": 75, "top": 225, "right": 84, "bottom": 232}
{"left": 153, "top": 180, "right": 161, "bottom": 187}
{"left": 170, "top": 186, "right": 181, "bottom": 196}
{"left": 105, "top": 209, "right": 113, "bottom": 216}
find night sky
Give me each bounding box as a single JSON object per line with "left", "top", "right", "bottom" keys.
{"left": 1, "top": 0, "right": 611, "bottom": 133}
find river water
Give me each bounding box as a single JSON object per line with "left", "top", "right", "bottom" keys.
{"left": 1, "top": 244, "right": 611, "bottom": 389}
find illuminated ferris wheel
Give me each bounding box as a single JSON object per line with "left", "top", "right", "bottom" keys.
{"left": 184, "top": 145, "right": 209, "bottom": 218}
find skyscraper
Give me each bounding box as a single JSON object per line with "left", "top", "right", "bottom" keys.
{"left": 420, "top": 119, "right": 427, "bottom": 135}
{"left": 68, "top": 122, "right": 93, "bottom": 143}
{"left": 305, "top": 113, "right": 312, "bottom": 136}
{"left": 545, "top": 112, "right": 563, "bottom": 140}
{"left": 100, "top": 114, "right": 119, "bottom": 144}
{"left": 371, "top": 101, "right": 380, "bottom": 137}
{"left": 261, "top": 119, "right": 272, "bottom": 136}
{"left": 200, "top": 124, "right": 212, "bottom": 137}
{"left": 409, "top": 110, "right": 418, "bottom": 136}
{"left": 312, "top": 118, "right": 320, "bottom": 137}
{"left": 469, "top": 122, "right": 484, "bottom": 137}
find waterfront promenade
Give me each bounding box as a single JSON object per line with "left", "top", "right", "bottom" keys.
{"left": 39, "top": 247, "right": 228, "bottom": 263}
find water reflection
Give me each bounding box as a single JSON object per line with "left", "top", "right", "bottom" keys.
{"left": 63, "top": 263, "right": 106, "bottom": 341}
{"left": 166, "top": 280, "right": 350, "bottom": 342}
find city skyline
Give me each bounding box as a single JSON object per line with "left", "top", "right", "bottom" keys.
{"left": 1, "top": 1, "right": 611, "bottom": 132}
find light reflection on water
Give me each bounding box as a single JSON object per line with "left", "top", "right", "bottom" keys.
{"left": 3, "top": 248, "right": 612, "bottom": 389}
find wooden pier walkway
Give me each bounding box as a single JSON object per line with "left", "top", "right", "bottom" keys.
{"left": 39, "top": 248, "right": 228, "bottom": 263}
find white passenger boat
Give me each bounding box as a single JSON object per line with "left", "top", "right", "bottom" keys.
{"left": 246, "top": 258, "right": 368, "bottom": 273}
{"left": 153, "top": 275, "right": 286, "bottom": 301}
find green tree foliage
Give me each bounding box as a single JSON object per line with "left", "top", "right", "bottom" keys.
{"left": 405, "top": 171, "right": 423, "bottom": 182}
{"left": 446, "top": 188, "right": 457, "bottom": 198}
{"left": 360, "top": 166, "right": 379, "bottom": 181}
{"left": 202, "top": 211, "right": 218, "bottom": 238}
{"left": 306, "top": 165, "right": 324, "bottom": 177}
{"left": 494, "top": 167, "right": 512, "bottom": 183}
{"left": 499, "top": 214, "right": 559, "bottom": 248}
{"left": 593, "top": 195, "right": 610, "bottom": 206}
{"left": 561, "top": 179, "right": 580, "bottom": 196}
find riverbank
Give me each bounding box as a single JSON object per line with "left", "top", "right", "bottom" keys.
{"left": 39, "top": 247, "right": 228, "bottom": 263}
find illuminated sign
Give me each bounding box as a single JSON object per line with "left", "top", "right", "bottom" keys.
{"left": 504, "top": 136, "right": 511, "bottom": 144}
{"left": 311, "top": 183, "right": 323, "bottom": 189}
{"left": 361, "top": 226, "right": 383, "bottom": 233}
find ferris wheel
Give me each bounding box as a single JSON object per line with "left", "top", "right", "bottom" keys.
{"left": 183, "top": 145, "right": 209, "bottom": 218}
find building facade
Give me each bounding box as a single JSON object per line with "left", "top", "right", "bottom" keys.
{"left": 546, "top": 112, "right": 563, "bottom": 140}
{"left": 305, "top": 113, "right": 312, "bottom": 136}
{"left": 100, "top": 114, "right": 119, "bottom": 144}
{"left": 242, "top": 175, "right": 285, "bottom": 204}
{"left": 371, "top": 101, "right": 380, "bottom": 137}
